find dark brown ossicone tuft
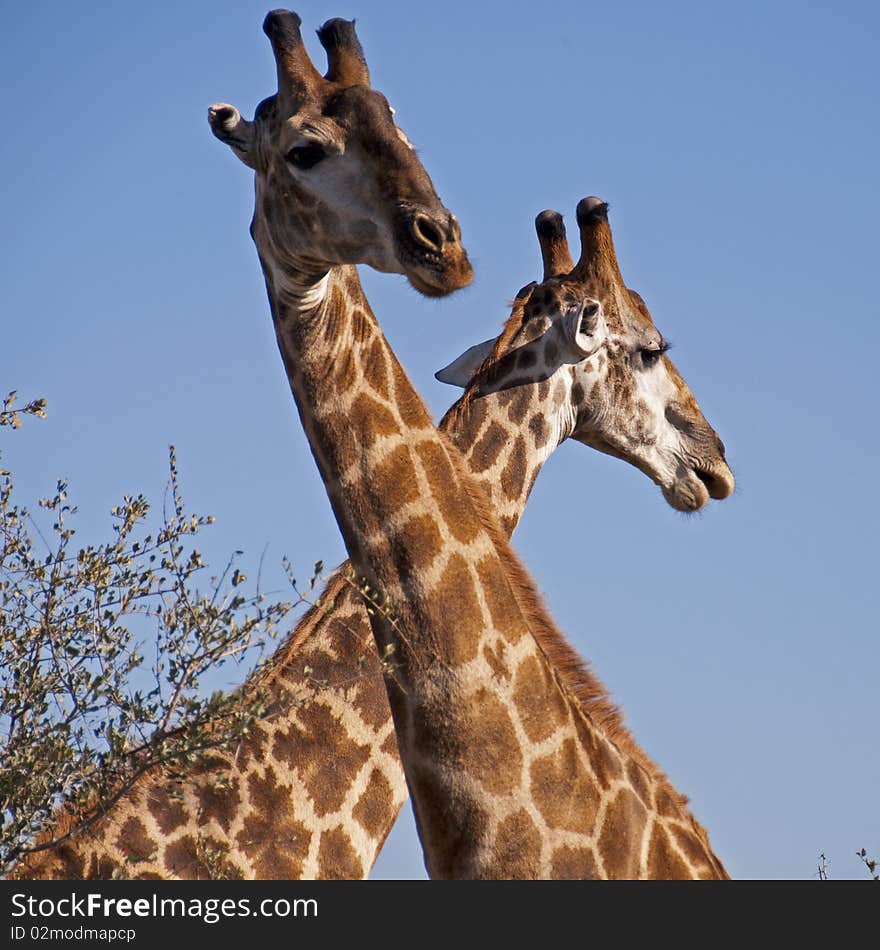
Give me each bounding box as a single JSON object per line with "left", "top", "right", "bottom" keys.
{"left": 262, "top": 9, "right": 325, "bottom": 111}
{"left": 535, "top": 210, "right": 566, "bottom": 242}
{"left": 572, "top": 196, "right": 624, "bottom": 286}
{"left": 535, "top": 209, "right": 574, "bottom": 280}
{"left": 575, "top": 197, "right": 610, "bottom": 226}
{"left": 263, "top": 9, "right": 304, "bottom": 47}
{"left": 317, "top": 17, "right": 370, "bottom": 86}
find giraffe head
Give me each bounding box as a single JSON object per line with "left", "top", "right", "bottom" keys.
{"left": 208, "top": 11, "right": 472, "bottom": 296}
{"left": 438, "top": 199, "right": 733, "bottom": 512}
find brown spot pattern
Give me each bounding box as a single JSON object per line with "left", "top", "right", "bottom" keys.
{"left": 352, "top": 767, "right": 397, "bottom": 840}
{"left": 573, "top": 713, "right": 625, "bottom": 789}
{"left": 147, "top": 787, "right": 188, "bottom": 837}
{"left": 363, "top": 337, "right": 391, "bottom": 398}
{"left": 626, "top": 761, "right": 654, "bottom": 809}
{"left": 235, "top": 769, "right": 311, "bottom": 878}
{"left": 348, "top": 392, "right": 400, "bottom": 449}
{"left": 530, "top": 738, "right": 601, "bottom": 835}
{"left": 392, "top": 513, "right": 443, "bottom": 579}
{"left": 474, "top": 555, "right": 521, "bottom": 640}
{"left": 347, "top": 667, "right": 392, "bottom": 730}
{"left": 86, "top": 851, "right": 119, "bottom": 879}
{"left": 500, "top": 435, "right": 527, "bottom": 502}
{"left": 494, "top": 809, "right": 542, "bottom": 877}
{"left": 647, "top": 823, "right": 693, "bottom": 879}
{"left": 371, "top": 444, "right": 419, "bottom": 511}
{"left": 550, "top": 845, "right": 601, "bottom": 879}
{"left": 192, "top": 774, "right": 241, "bottom": 835}
{"left": 469, "top": 421, "right": 507, "bottom": 474}
{"left": 316, "top": 827, "right": 364, "bottom": 879}
{"left": 458, "top": 689, "right": 523, "bottom": 796}
{"left": 334, "top": 349, "right": 358, "bottom": 396}
{"left": 391, "top": 361, "right": 429, "bottom": 428}
{"left": 529, "top": 413, "right": 548, "bottom": 448}
{"left": 482, "top": 640, "right": 511, "bottom": 681}
{"left": 669, "top": 823, "right": 717, "bottom": 872}
{"left": 380, "top": 730, "right": 399, "bottom": 758}
{"left": 416, "top": 441, "right": 480, "bottom": 545}
{"left": 162, "top": 835, "right": 206, "bottom": 879}
{"left": 505, "top": 392, "right": 529, "bottom": 426}
{"left": 656, "top": 786, "right": 684, "bottom": 819}
{"left": 597, "top": 788, "right": 647, "bottom": 879}
{"left": 273, "top": 703, "right": 371, "bottom": 817}
{"left": 429, "top": 554, "right": 482, "bottom": 666}
{"left": 513, "top": 654, "right": 566, "bottom": 743}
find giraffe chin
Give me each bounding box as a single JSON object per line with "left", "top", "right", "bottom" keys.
{"left": 405, "top": 263, "right": 473, "bottom": 298}
{"left": 663, "top": 477, "right": 711, "bottom": 513}
{"left": 663, "top": 464, "right": 735, "bottom": 512}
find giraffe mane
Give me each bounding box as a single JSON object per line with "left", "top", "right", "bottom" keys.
{"left": 250, "top": 570, "right": 352, "bottom": 692}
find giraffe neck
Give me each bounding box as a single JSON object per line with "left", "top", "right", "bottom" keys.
{"left": 441, "top": 376, "right": 574, "bottom": 538}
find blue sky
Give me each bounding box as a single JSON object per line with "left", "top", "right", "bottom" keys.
{"left": 2, "top": 1, "right": 878, "bottom": 879}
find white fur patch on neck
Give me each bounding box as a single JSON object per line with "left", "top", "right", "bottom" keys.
{"left": 268, "top": 255, "right": 330, "bottom": 315}
{"left": 294, "top": 272, "right": 330, "bottom": 311}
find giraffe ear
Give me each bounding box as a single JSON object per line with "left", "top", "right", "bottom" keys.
{"left": 435, "top": 338, "right": 496, "bottom": 387}
{"left": 562, "top": 299, "right": 605, "bottom": 359}
{"left": 208, "top": 103, "right": 258, "bottom": 169}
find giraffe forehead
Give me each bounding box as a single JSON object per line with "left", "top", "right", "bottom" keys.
{"left": 323, "top": 86, "right": 404, "bottom": 146}
{"left": 261, "top": 85, "right": 399, "bottom": 150}
{"left": 525, "top": 280, "right": 580, "bottom": 316}
{"left": 278, "top": 114, "right": 343, "bottom": 149}
{"left": 603, "top": 292, "right": 663, "bottom": 345}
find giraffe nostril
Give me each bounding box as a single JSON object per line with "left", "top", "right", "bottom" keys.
{"left": 715, "top": 432, "right": 726, "bottom": 458}
{"left": 411, "top": 214, "right": 445, "bottom": 252}
{"left": 694, "top": 466, "right": 734, "bottom": 500}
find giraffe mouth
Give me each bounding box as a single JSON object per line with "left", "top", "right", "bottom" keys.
{"left": 394, "top": 208, "right": 474, "bottom": 297}
{"left": 694, "top": 467, "right": 729, "bottom": 499}
{"left": 663, "top": 463, "right": 735, "bottom": 512}
{"left": 404, "top": 257, "right": 474, "bottom": 297}
{"left": 406, "top": 266, "right": 463, "bottom": 297}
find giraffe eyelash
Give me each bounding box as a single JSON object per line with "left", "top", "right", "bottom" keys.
{"left": 640, "top": 341, "right": 671, "bottom": 366}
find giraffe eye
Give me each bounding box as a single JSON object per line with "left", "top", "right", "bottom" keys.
{"left": 286, "top": 143, "right": 326, "bottom": 170}
{"left": 641, "top": 343, "right": 669, "bottom": 367}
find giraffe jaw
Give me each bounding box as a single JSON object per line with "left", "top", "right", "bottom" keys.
{"left": 406, "top": 264, "right": 473, "bottom": 298}
{"left": 573, "top": 432, "right": 734, "bottom": 512}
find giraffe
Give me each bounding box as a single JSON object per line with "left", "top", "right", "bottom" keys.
{"left": 11, "top": 11, "right": 733, "bottom": 880}
{"left": 200, "top": 11, "right": 733, "bottom": 880}
{"left": 10, "top": 10, "right": 471, "bottom": 882}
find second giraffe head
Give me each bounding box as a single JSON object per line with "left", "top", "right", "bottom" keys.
{"left": 438, "top": 199, "right": 734, "bottom": 513}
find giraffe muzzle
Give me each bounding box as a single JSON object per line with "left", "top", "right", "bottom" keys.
{"left": 395, "top": 207, "right": 473, "bottom": 297}
{"left": 693, "top": 465, "right": 735, "bottom": 501}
